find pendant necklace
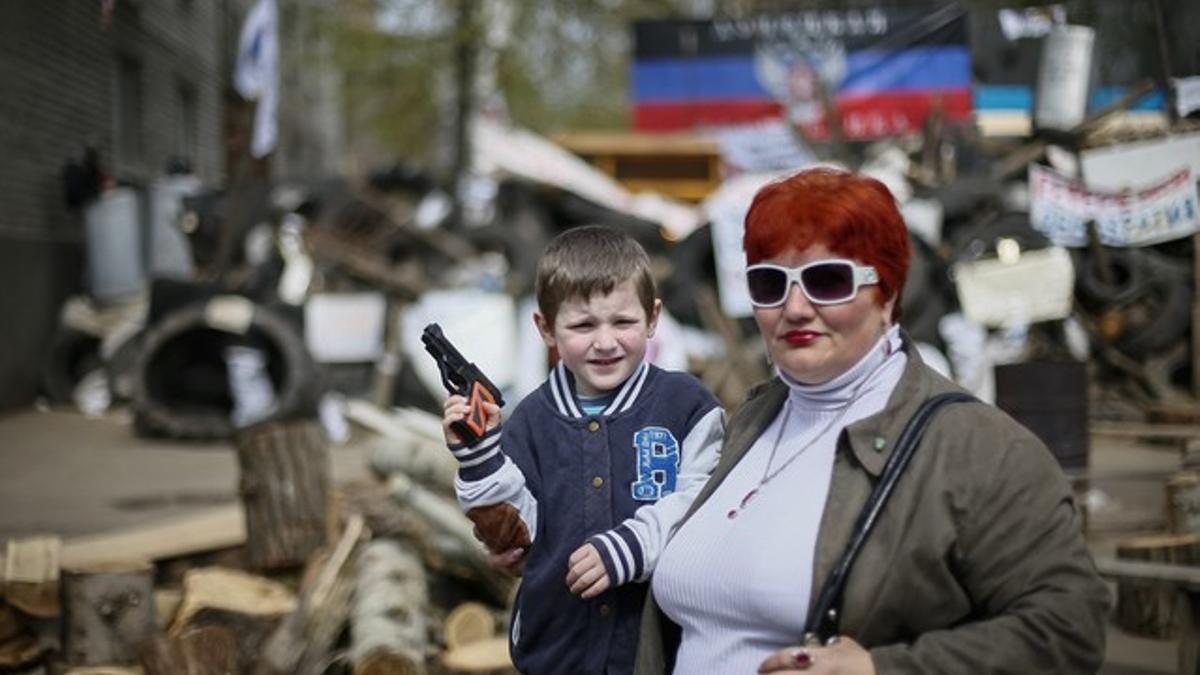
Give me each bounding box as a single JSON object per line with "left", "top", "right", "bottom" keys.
{"left": 726, "top": 403, "right": 853, "bottom": 519}
{"left": 724, "top": 334, "right": 896, "bottom": 520}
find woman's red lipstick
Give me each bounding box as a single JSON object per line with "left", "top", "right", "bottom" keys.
{"left": 783, "top": 330, "right": 819, "bottom": 346}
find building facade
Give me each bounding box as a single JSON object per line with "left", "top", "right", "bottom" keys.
{"left": 0, "top": 1, "right": 231, "bottom": 411}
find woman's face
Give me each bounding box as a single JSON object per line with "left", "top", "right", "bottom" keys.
{"left": 752, "top": 243, "right": 895, "bottom": 384}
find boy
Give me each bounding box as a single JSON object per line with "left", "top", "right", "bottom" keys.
{"left": 441, "top": 225, "right": 724, "bottom": 675}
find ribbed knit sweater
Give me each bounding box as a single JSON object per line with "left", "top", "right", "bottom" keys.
{"left": 652, "top": 326, "right": 906, "bottom": 673}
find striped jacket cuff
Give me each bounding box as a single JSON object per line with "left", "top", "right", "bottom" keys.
{"left": 587, "top": 524, "right": 646, "bottom": 587}
{"left": 447, "top": 425, "right": 506, "bottom": 481}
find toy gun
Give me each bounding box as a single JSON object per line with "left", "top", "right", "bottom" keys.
{"left": 421, "top": 323, "right": 505, "bottom": 445}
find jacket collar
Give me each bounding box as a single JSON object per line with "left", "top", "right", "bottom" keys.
{"left": 842, "top": 332, "right": 957, "bottom": 476}
{"left": 547, "top": 360, "right": 652, "bottom": 419}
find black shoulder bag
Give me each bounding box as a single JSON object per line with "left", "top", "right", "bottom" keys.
{"left": 803, "top": 392, "right": 976, "bottom": 646}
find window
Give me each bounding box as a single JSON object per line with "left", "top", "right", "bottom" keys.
{"left": 176, "top": 80, "right": 197, "bottom": 167}
{"left": 114, "top": 55, "right": 144, "bottom": 169}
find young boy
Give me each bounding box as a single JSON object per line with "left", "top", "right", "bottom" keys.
{"left": 441, "top": 225, "right": 724, "bottom": 675}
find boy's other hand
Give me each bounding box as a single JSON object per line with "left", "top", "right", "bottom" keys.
{"left": 442, "top": 395, "right": 502, "bottom": 445}
{"left": 489, "top": 547, "right": 526, "bottom": 576}
{"left": 566, "top": 543, "right": 611, "bottom": 598}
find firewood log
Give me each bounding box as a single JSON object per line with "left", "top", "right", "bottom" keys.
{"left": 168, "top": 566, "right": 295, "bottom": 668}
{"left": 350, "top": 538, "right": 428, "bottom": 675}
{"left": 139, "top": 624, "right": 240, "bottom": 675}
{"left": 60, "top": 561, "right": 155, "bottom": 666}
{"left": 442, "top": 636, "right": 514, "bottom": 674}
{"left": 442, "top": 602, "right": 496, "bottom": 650}
{"left": 4, "top": 536, "right": 61, "bottom": 617}
{"left": 387, "top": 474, "right": 513, "bottom": 604}
{"left": 235, "top": 419, "right": 331, "bottom": 570}
{"left": 255, "top": 513, "right": 368, "bottom": 675}
{"left": 1167, "top": 471, "right": 1200, "bottom": 534}
{"left": 1115, "top": 533, "right": 1200, "bottom": 638}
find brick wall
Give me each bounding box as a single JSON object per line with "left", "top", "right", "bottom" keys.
{"left": 0, "top": 1, "right": 230, "bottom": 411}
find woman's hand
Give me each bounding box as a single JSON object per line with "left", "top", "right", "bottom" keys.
{"left": 565, "top": 543, "right": 611, "bottom": 598}
{"left": 441, "top": 395, "right": 501, "bottom": 445}
{"left": 757, "top": 637, "right": 876, "bottom": 675}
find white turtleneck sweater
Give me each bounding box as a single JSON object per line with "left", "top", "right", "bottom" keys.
{"left": 652, "top": 326, "right": 907, "bottom": 674}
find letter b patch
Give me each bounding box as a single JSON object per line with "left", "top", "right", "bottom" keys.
{"left": 630, "top": 426, "right": 679, "bottom": 501}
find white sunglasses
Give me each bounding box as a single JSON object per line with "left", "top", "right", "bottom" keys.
{"left": 745, "top": 259, "right": 879, "bottom": 307}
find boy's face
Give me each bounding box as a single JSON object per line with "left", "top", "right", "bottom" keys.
{"left": 535, "top": 280, "right": 661, "bottom": 398}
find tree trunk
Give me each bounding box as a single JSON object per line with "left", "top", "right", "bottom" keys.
{"left": 60, "top": 561, "right": 155, "bottom": 667}
{"left": 255, "top": 513, "right": 368, "bottom": 675}
{"left": 168, "top": 566, "right": 296, "bottom": 669}
{"left": 350, "top": 538, "right": 428, "bottom": 675}
{"left": 1167, "top": 471, "right": 1200, "bottom": 534}
{"left": 235, "top": 419, "right": 330, "bottom": 570}
{"left": 140, "top": 624, "right": 240, "bottom": 675}
{"left": 1115, "top": 533, "right": 1200, "bottom": 638}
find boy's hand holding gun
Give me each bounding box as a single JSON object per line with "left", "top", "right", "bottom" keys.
{"left": 422, "top": 323, "right": 530, "bottom": 573}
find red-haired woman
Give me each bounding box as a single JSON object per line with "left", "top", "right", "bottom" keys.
{"left": 637, "top": 168, "right": 1109, "bottom": 674}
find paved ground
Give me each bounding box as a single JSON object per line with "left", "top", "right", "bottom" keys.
{"left": 0, "top": 404, "right": 1188, "bottom": 673}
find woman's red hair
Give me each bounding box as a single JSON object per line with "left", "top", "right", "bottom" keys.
{"left": 743, "top": 168, "right": 910, "bottom": 320}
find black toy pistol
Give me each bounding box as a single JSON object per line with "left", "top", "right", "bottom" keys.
{"left": 420, "top": 323, "right": 505, "bottom": 445}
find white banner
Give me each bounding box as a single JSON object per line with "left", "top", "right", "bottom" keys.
{"left": 953, "top": 246, "right": 1075, "bottom": 328}
{"left": 1029, "top": 164, "right": 1200, "bottom": 247}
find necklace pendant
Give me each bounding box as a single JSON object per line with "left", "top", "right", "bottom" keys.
{"left": 727, "top": 488, "right": 760, "bottom": 519}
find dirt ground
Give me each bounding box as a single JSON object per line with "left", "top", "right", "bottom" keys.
{"left": 0, "top": 405, "right": 1188, "bottom": 673}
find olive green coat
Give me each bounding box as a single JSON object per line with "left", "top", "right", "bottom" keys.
{"left": 636, "top": 337, "right": 1109, "bottom": 674}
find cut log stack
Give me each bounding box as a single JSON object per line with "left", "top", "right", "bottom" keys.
{"left": 0, "top": 404, "right": 527, "bottom": 673}
{"left": 1167, "top": 471, "right": 1200, "bottom": 534}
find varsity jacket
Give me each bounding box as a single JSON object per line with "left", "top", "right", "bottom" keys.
{"left": 450, "top": 361, "right": 724, "bottom": 675}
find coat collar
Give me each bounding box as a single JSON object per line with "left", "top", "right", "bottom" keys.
{"left": 842, "top": 332, "right": 959, "bottom": 476}
{"left": 546, "top": 360, "right": 652, "bottom": 419}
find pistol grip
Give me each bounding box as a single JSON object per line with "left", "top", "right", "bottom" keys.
{"left": 464, "top": 380, "right": 497, "bottom": 440}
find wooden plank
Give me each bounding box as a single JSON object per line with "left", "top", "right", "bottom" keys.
{"left": 1095, "top": 556, "right": 1200, "bottom": 589}
{"left": 60, "top": 505, "right": 246, "bottom": 569}
{"left": 1090, "top": 421, "right": 1200, "bottom": 441}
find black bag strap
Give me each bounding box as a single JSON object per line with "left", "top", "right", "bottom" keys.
{"left": 804, "top": 391, "right": 976, "bottom": 645}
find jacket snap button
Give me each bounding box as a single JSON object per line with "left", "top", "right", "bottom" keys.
{"left": 592, "top": 476, "right": 604, "bottom": 489}
{"left": 588, "top": 420, "right": 600, "bottom": 432}
{"left": 599, "top": 604, "right": 611, "bottom": 616}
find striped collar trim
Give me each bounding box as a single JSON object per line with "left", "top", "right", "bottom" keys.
{"left": 548, "top": 361, "right": 651, "bottom": 419}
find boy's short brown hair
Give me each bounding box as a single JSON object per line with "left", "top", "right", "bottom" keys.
{"left": 535, "top": 225, "right": 657, "bottom": 328}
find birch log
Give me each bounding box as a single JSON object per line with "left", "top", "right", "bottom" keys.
{"left": 235, "top": 419, "right": 330, "bottom": 570}
{"left": 388, "top": 474, "right": 513, "bottom": 604}
{"left": 350, "top": 538, "right": 428, "bottom": 675}
{"left": 60, "top": 561, "right": 155, "bottom": 667}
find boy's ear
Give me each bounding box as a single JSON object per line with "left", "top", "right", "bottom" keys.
{"left": 533, "top": 310, "right": 557, "bottom": 348}
{"left": 646, "top": 299, "right": 662, "bottom": 338}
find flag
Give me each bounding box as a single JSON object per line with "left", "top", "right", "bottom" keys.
{"left": 235, "top": 0, "right": 279, "bottom": 158}
{"left": 632, "top": 7, "right": 972, "bottom": 140}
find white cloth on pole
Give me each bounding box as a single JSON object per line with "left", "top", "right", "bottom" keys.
{"left": 234, "top": 0, "right": 279, "bottom": 158}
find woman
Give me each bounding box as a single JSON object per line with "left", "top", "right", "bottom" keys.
{"left": 637, "top": 168, "right": 1109, "bottom": 674}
